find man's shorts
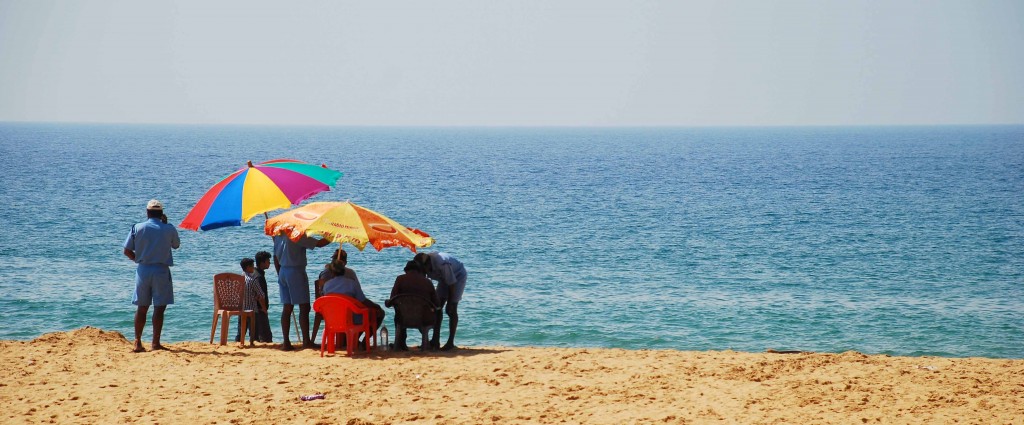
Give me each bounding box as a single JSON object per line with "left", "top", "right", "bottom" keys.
{"left": 133, "top": 264, "right": 174, "bottom": 306}
{"left": 437, "top": 275, "right": 466, "bottom": 305}
{"left": 278, "top": 266, "right": 310, "bottom": 305}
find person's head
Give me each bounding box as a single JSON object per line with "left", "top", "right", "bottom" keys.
{"left": 328, "top": 248, "right": 348, "bottom": 275}
{"left": 404, "top": 260, "right": 423, "bottom": 274}
{"left": 240, "top": 257, "right": 255, "bottom": 273}
{"left": 413, "top": 252, "right": 433, "bottom": 273}
{"left": 146, "top": 199, "right": 164, "bottom": 219}
{"left": 255, "top": 251, "right": 271, "bottom": 270}
{"left": 333, "top": 248, "right": 347, "bottom": 263}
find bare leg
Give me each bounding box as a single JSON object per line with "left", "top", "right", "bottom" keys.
{"left": 248, "top": 314, "right": 257, "bottom": 345}
{"left": 395, "top": 313, "right": 409, "bottom": 351}
{"left": 441, "top": 303, "right": 458, "bottom": 351}
{"left": 430, "top": 307, "right": 443, "bottom": 350}
{"left": 311, "top": 312, "right": 322, "bottom": 343}
{"left": 300, "top": 303, "right": 317, "bottom": 348}
{"left": 151, "top": 306, "right": 168, "bottom": 350}
{"left": 280, "top": 304, "right": 294, "bottom": 350}
{"left": 133, "top": 306, "right": 149, "bottom": 353}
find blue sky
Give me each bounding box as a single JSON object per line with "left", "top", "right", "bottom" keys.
{"left": 1, "top": 1, "right": 1022, "bottom": 126}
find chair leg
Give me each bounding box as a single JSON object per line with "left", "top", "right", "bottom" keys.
{"left": 345, "top": 331, "right": 356, "bottom": 356}
{"left": 220, "top": 313, "right": 230, "bottom": 345}
{"left": 320, "top": 328, "right": 328, "bottom": 357}
{"left": 210, "top": 312, "right": 219, "bottom": 344}
{"left": 368, "top": 311, "right": 377, "bottom": 348}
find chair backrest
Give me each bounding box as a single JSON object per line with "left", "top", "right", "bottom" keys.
{"left": 314, "top": 294, "right": 369, "bottom": 329}
{"left": 314, "top": 278, "right": 324, "bottom": 299}
{"left": 213, "top": 273, "right": 246, "bottom": 311}
{"left": 389, "top": 294, "right": 436, "bottom": 328}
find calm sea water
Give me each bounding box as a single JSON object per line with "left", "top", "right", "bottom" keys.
{"left": 0, "top": 123, "right": 1021, "bottom": 358}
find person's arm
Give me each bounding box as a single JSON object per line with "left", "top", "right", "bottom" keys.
{"left": 386, "top": 279, "right": 400, "bottom": 306}
{"left": 271, "top": 235, "right": 283, "bottom": 273}
{"left": 314, "top": 278, "right": 324, "bottom": 299}
{"left": 255, "top": 281, "right": 267, "bottom": 312}
{"left": 295, "top": 235, "right": 325, "bottom": 249}
{"left": 170, "top": 228, "right": 180, "bottom": 249}
{"left": 123, "top": 227, "right": 136, "bottom": 261}
{"left": 429, "top": 285, "right": 441, "bottom": 308}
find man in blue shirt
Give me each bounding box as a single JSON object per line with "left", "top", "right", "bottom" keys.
{"left": 273, "top": 232, "right": 329, "bottom": 351}
{"left": 414, "top": 252, "right": 467, "bottom": 351}
{"left": 123, "top": 199, "right": 180, "bottom": 353}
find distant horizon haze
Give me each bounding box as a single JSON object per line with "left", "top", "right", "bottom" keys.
{"left": 1, "top": 1, "right": 1021, "bottom": 127}
{"left": 2, "top": 120, "right": 1023, "bottom": 129}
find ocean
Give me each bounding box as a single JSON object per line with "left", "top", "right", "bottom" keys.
{"left": 0, "top": 123, "right": 1021, "bottom": 358}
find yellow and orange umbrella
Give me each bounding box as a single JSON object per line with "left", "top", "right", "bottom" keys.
{"left": 265, "top": 202, "right": 434, "bottom": 252}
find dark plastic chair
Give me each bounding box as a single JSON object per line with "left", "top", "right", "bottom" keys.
{"left": 312, "top": 294, "right": 376, "bottom": 357}
{"left": 386, "top": 294, "right": 437, "bottom": 350}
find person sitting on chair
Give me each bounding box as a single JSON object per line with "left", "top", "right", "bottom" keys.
{"left": 322, "top": 250, "right": 385, "bottom": 346}
{"left": 312, "top": 248, "right": 350, "bottom": 341}
{"left": 386, "top": 260, "right": 441, "bottom": 351}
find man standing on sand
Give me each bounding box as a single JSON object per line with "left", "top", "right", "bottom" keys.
{"left": 123, "top": 199, "right": 180, "bottom": 353}
{"left": 413, "top": 251, "right": 466, "bottom": 351}
{"left": 273, "top": 232, "right": 329, "bottom": 351}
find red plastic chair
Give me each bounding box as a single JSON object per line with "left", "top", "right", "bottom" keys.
{"left": 312, "top": 294, "right": 376, "bottom": 356}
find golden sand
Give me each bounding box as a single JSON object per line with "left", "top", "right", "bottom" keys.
{"left": 2, "top": 327, "right": 1022, "bottom": 424}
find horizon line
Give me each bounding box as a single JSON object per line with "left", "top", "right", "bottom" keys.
{"left": 2, "top": 119, "right": 1023, "bottom": 129}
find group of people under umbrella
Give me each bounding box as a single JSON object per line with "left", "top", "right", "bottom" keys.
{"left": 274, "top": 231, "right": 466, "bottom": 352}
{"left": 122, "top": 159, "right": 466, "bottom": 353}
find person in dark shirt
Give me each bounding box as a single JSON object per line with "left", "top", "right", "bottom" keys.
{"left": 253, "top": 251, "right": 274, "bottom": 342}
{"left": 387, "top": 260, "right": 440, "bottom": 351}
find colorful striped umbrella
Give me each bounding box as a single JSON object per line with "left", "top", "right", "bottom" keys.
{"left": 181, "top": 159, "right": 343, "bottom": 231}
{"left": 265, "top": 201, "right": 434, "bottom": 252}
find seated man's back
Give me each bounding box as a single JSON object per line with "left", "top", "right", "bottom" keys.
{"left": 391, "top": 271, "right": 440, "bottom": 307}
{"left": 323, "top": 274, "right": 365, "bottom": 301}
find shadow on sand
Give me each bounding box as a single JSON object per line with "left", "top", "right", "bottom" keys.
{"left": 316, "top": 346, "right": 509, "bottom": 361}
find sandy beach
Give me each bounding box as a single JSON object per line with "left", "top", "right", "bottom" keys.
{"left": 2, "top": 327, "right": 1021, "bottom": 424}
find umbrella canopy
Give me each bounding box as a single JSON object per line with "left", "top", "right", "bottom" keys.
{"left": 265, "top": 201, "right": 434, "bottom": 252}
{"left": 181, "top": 159, "right": 343, "bottom": 231}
